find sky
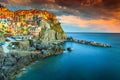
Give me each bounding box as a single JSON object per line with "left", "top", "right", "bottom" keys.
{"left": 0, "top": 0, "right": 120, "bottom": 32}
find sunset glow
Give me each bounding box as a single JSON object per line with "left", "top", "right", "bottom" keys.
{"left": 0, "top": 0, "right": 120, "bottom": 32}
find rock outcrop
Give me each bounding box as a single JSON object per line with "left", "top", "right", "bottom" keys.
{"left": 0, "top": 43, "right": 64, "bottom": 80}
{"left": 15, "top": 9, "right": 66, "bottom": 41}
{"left": 0, "top": 4, "right": 66, "bottom": 80}
{"left": 0, "top": 4, "right": 66, "bottom": 41}
{"left": 67, "top": 37, "right": 111, "bottom": 48}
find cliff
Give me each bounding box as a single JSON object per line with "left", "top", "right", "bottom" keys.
{"left": 14, "top": 9, "right": 66, "bottom": 40}
{"left": 0, "top": 44, "right": 64, "bottom": 80}
{"left": 0, "top": 4, "right": 66, "bottom": 41}
{"left": 0, "top": 5, "right": 66, "bottom": 80}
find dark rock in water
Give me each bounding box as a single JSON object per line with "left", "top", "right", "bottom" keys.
{"left": 67, "top": 47, "right": 72, "bottom": 51}
{"left": 67, "top": 37, "right": 73, "bottom": 41}
{"left": 67, "top": 37, "right": 111, "bottom": 48}
{"left": 0, "top": 73, "right": 4, "bottom": 80}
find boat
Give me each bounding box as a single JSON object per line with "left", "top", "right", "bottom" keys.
{"left": 67, "top": 47, "right": 72, "bottom": 51}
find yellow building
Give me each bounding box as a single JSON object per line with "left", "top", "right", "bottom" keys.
{"left": 0, "top": 22, "right": 2, "bottom": 29}
{"left": 15, "top": 10, "right": 34, "bottom": 23}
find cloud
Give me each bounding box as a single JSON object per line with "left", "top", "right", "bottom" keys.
{"left": 58, "top": 15, "right": 119, "bottom": 27}
{"left": 2, "top": 0, "right": 32, "bottom": 5}
{"left": 1, "top": 0, "right": 120, "bottom": 9}
{"left": 48, "top": 0, "right": 55, "bottom": 3}
{"left": 55, "top": 0, "right": 103, "bottom": 8}
{"left": 31, "top": 0, "right": 56, "bottom": 4}
{"left": 0, "top": 0, "right": 120, "bottom": 32}
{"left": 55, "top": 0, "right": 120, "bottom": 9}
{"left": 102, "top": 0, "right": 120, "bottom": 9}
{"left": 58, "top": 15, "right": 120, "bottom": 32}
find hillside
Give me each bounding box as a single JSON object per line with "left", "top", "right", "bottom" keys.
{"left": 0, "top": 4, "right": 66, "bottom": 40}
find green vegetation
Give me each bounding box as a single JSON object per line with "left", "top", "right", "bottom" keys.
{"left": 48, "top": 18, "right": 64, "bottom": 34}
{"left": 0, "top": 30, "right": 5, "bottom": 42}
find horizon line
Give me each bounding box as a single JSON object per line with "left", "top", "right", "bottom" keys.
{"left": 65, "top": 32, "right": 120, "bottom": 33}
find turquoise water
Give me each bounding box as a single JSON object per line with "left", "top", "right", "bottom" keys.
{"left": 17, "top": 33, "right": 120, "bottom": 80}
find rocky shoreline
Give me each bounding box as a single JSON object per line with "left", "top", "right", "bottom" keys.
{"left": 0, "top": 42, "right": 64, "bottom": 80}
{"left": 0, "top": 37, "right": 112, "bottom": 80}
{"left": 67, "top": 37, "right": 111, "bottom": 48}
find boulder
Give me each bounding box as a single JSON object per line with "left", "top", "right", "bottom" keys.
{"left": 3, "top": 57, "right": 17, "bottom": 66}
{"left": 0, "top": 73, "right": 4, "bottom": 80}
{"left": 44, "top": 29, "right": 56, "bottom": 41}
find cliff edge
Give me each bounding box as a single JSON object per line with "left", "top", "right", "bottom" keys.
{"left": 0, "top": 4, "right": 66, "bottom": 41}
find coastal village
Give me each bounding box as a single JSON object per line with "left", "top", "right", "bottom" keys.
{"left": 0, "top": 4, "right": 66, "bottom": 54}
{"left": 0, "top": 4, "right": 66, "bottom": 80}
{"left": 0, "top": 4, "right": 111, "bottom": 80}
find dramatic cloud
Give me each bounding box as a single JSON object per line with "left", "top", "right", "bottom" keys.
{"left": 55, "top": 0, "right": 120, "bottom": 9}
{"left": 2, "top": 0, "right": 31, "bottom": 5}
{"left": 102, "top": 0, "right": 120, "bottom": 9}
{"left": 0, "top": 0, "right": 120, "bottom": 32}
{"left": 58, "top": 15, "right": 120, "bottom": 32}
{"left": 47, "top": 0, "right": 55, "bottom": 3}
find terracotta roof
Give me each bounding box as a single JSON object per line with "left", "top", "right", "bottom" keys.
{"left": 0, "top": 15, "right": 8, "bottom": 19}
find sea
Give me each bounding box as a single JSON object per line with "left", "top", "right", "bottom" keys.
{"left": 17, "top": 33, "right": 120, "bottom": 80}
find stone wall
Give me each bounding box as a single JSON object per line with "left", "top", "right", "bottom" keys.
{"left": 16, "top": 35, "right": 34, "bottom": 40}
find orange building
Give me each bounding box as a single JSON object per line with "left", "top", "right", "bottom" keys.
{"left": 0, "top": 7, "right": 14, "bottom": 19}
{"left": 8, "top": 24, "right": 14, "bottom": 34}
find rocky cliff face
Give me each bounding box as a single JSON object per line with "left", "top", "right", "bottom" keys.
{"left": 37, "top": 10, "right": 66, "bottom": 41}
{"left": 46, "top": 16, "right": 66, "bottom": 40}
{"left": 0, "top": 43, "right": 64, "bottom": 80}
{"left": 38, "top": 20, "right": 66, "bottom": 41}
{"left": 0, "top": 4, "right": 66, "bottom": 41}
